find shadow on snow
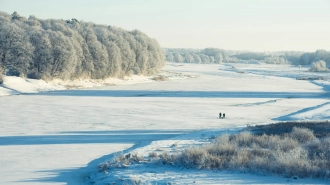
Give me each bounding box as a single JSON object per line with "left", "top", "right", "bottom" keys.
{"left": 0, "top": 130, "right": 189, "bottom": 145}
{"left": 25, "top": 89, "right": 327, "bottom": 99}
{"left": 9, "top": 130, "right": 190, "bottom": 184}
{"left": 273, "top": 102, "right": 330, "bottom": 121}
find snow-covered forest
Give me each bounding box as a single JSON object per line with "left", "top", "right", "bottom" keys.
{"left": 0, "top": 11, "right": 165, "bottom": 80}
{"left": 165, "top": 48, "right": 330, "bottom": 66}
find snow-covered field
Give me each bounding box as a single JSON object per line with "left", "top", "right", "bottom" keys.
{"left": 0, "top": 62, "right": 329, "bottom": 184}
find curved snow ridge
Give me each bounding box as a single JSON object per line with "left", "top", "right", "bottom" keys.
{"left": 1, "top": 76, "right": 65, "bottom": 95}
{"left": 233, "top": 99, "right": 277, "bottom": 107}
{"left": 0, "top": 75, "right": 153, "bottom": 96}
{"left": 0, "top": 86, "right": 16, "bottom": 96}
{"left": 274, "top": 102, "right": 330, "bottom": 121}
{"left": 0, "top": 71, "right": 186, "bottom": 97}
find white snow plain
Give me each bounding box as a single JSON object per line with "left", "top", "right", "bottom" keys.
{"left": 0, "top": 62, "right": 329, "bottom": 185}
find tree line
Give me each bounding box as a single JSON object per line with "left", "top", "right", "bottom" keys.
{"left": 164, "top": 48, "right": 227, "bottom": 64}
{"left": 0, "top": 11, "right": 165, "bottom": 80}
{"left": 165, "top": 48, "right": 330, "bottom": 66}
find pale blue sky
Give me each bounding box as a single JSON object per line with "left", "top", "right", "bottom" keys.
{"left": 1, "top": 0, "right": 330, "bottom": 51}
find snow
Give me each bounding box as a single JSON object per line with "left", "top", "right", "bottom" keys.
{"left": 0, "top": 86, "right": 12, "bottom": 96}
{"left": 0, "top": 75, "right": 155, "bottom": 95}
{"left": 48, "top": 75, "right": 154, "bottom": 90}
{"left": 1, "top": 76, "right": 64, "bottom": 93}
{"left": 0, "top": 144, "right": 132, "bottom": 185}
{"left": 0, "top": 62, "right": 329, "bottom": 184}
{"left": 275, "top": 102, "right": 330, "bottom": 121}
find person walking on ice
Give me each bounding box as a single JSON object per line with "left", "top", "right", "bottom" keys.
{"left": 219, "top": 112, "right": 222, "bottom": 119}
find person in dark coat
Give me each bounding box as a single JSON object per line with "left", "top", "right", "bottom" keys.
{"left": 223, "top": 113, "right": 225, "bottom": 119}
{"left": 219, "top": 112, "right": 222, "bottom": 119}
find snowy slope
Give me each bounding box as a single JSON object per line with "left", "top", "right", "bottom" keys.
{"left": 0, "top": 62, "right": 329, "bottom": 185}
{"left": 0, "top": 75, "right": 156, "bottom": 95}
{"left": 1, "top": 76, "right": 65, "bottom": 93}
{"left": 0, "top": 86, "right": 13, "bottom": 96}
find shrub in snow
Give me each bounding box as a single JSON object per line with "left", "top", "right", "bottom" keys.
{"left": 98, "top": 152, "right": 145, "bottom": 172}
{"left": 309, "top": 60, "right": 329, "bottom": 72}
{"left": 290, "top": 127, "right": 316, "bottom": 143}
{"left": 123, "top": 176, "right": 142, "bottom": 185}
{"left": 159, "top": 150, "right": 177, "bottom": 165}
{"left": 178, "top": 146, "right": 208, "bottom": 169}
{"left": 148, "top": 152, "right": 158, "bottom": 158}
{"left": 99, "top": 123, "right": 330, "bottom": 181}
{"left": 151, "top": 127, "right": 330, "bottom": 180}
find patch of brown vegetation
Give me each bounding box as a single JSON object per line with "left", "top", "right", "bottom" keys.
{"left": 152, "top": 75, "right": 168, "bottom": 81}
{"left": 63, "top": 84, "right": 84, "bottom": 89}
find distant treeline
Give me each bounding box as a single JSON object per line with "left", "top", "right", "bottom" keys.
{"left": 165, "top": 48, "right": 330, "bottom": 66}
{"left": 0, "top": 11, "right": 165, "bottom": 80}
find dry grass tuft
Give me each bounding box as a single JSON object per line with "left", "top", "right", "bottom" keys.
{"left": 148, "top": 152, "right": 158, "bottom": 158}
{"left": 152, "top": 75, "right": 168, "bottom": 81}
{"left": 98, "top": 121, "right": 330, "bottom": 181}
{"left": 161, "top": 126, "right": 330, "bottom": 180}
{"left": 123, "top": 176, "right": 142, "bottom": 185}
{"left": 184, "top": 74, "right": 199, "bottom": 78}
{"left": 98, "top": 152, "right": 145, "bottom": 172}
{"left": 63, "top": 84, "right": 84, "bottom": 89}
{"left": 246, "top": 121, "right": 330, "bottom": 138}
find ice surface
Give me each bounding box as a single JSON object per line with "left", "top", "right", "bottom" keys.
{"left": 0, "top": 63, "right": 329, "bottom": 184}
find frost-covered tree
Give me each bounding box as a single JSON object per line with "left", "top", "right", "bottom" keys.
{"left": 299, "top": 50, "right": 330, "bottom": 66}
{"left": 0, "top": 18, "right": 33, "bottom": 76}
{"left": 174, "top": 53, "right": 183, "bottom": 63}
{"left": 215, "top": 53, "right": 223, "bottom": 64}
{"left": 165, "top": 48, "right": 229, "bottom": 64}
{"left": 263, "top": 56, "right": 288, "bottom": 64}
{"left": 185, "top": 54, "right": 194, "bottom": 63}
{"left": 309, "top": 60, "right": 329, "bottom": 72}
{"left": 26, "top": 29, "right": 52, "bottom": 78}
{"left": 201, "top": 55, "right": 209, "bottom": 64}
{"left": 166, "top": 53, "right": 174, "bottom": 62}
{"left": 164, "top": 48, "right": 311, "bottom": 66}
{"left": 11, "top": 11, "right": 23, "bottom": 21}
{"left": 209, "top": 56, "right": 215, "bottom": 63}
{"left": 0, "top": 11, "right": 165, "bottom": 80}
